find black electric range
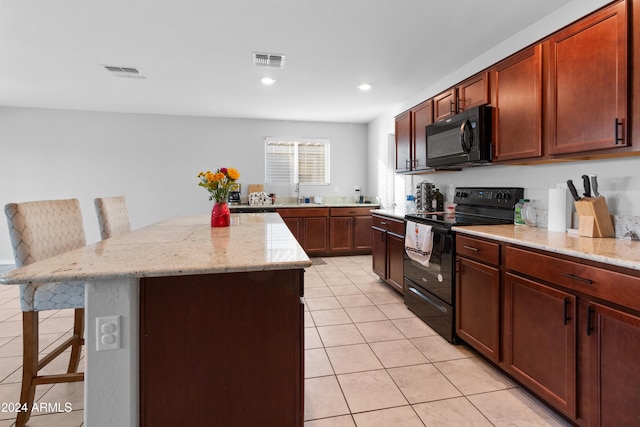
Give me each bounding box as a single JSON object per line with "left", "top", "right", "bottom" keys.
{"left": 403, "top": 187, "right": 524, "bottom": 343}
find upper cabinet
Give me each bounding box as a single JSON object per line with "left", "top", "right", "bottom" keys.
{"left": 491, "top": 45, "right": 543, "bottom": 161}
{"left": 545, "top": 0, "right": 628, "bottom": 155}
{"left": 396, "top": 0, "right": 637, "bottom": 173}
{"left": 433, "top": 72, "right": 490, "bottom": 122}
{"left": 395, "top": 99, "right": 433, "bottom": 173}
{"left": 395, "top": 110, "right": 412, "bottom": 172}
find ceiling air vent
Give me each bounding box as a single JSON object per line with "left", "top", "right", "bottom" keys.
{"left": 252, "top": 53, "right": 286, "bottom": 68}
{"left": 103, "top": 65, "right": 147, "bottom": 79}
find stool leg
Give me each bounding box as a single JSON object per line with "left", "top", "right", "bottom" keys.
{"left": 67, "top": 308, "right": 84, "bottom": 373}
{"left": 17, "top": 311, "right": 38, "bottom": 427}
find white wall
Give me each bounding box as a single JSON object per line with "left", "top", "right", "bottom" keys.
{"left": 368, "top": 0, "right": 640, "bottom": 223}
{"left": 0, "top": 107, "right": 367, "bottom": 261}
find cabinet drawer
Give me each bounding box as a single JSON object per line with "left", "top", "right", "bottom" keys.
{"left": 331, "top": 207, "right": 372, "bottom": 217}
{"left": 456, "top": 235, "right": 500, "bottom": 265}
{"left": 386, "top": 218, "right": 405, "bottom": 236}
{"left": 506, "top": 246, "right": 640, "bottom": 312}
{"left": 276, "top": 208, "right": 329, "bottom": 218}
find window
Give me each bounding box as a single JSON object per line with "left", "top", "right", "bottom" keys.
{"left": 265, "top": 137, "right": 330, "bottom": 185}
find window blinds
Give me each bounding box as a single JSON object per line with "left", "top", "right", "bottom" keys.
{"left": 265, "top": 138, "right": 329, "bottom": 185}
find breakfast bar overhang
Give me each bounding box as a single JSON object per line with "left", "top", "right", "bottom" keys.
{"left": 0, "top": 213, "right": 311, "bottom": 426}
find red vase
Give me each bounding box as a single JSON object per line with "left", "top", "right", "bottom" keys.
{"left": 211, "top": 201, "right": 231, "bottom": 227}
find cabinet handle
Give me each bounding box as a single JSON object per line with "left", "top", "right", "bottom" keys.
{"left": 457, "top": 97, "right": 463, "bottom": 111}
{"left": 463, "top": 245, "right": 479, "bottom": 252}
{"left": 614, "top": 118, "right": 624, "bottom": 145}
{"left": 586, "top": 306, "right": 594, "bottom": 336}
{"left": 561, "top": 273, "right": 592, "bottom": 285}
{"left": 380, "top": 221, "right": 387, "bottom": 225}
{"left": 563, "top": 297, "right": 571, "bottom": 325}
{"left": 449, "top": 100, "right": 455, "bottom": 114}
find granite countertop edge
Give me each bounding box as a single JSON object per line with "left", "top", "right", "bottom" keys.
{"left": 0, "top": 213, "right": 312, "bottom": 285}
{"left": 453, "top": 224, "right": 640, "bottom": 271}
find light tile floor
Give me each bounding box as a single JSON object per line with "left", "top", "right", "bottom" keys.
{"left": 0, "top": 257, "right": 571, "bottom": 426}
{"left": 0, "top": 264, "right": 85, "bottom": 427}
{"left": 303, "top": 255, "right": 571, "bottom": 427}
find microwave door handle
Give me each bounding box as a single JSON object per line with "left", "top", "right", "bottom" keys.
{"left": 460, "top": 119, "right": 472, "bottom": 153}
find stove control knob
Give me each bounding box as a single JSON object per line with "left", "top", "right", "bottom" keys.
{"left": 496, "top": 192, "right": 503, "bottom": 200}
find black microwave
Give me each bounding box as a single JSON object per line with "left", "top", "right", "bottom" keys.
{"left": 425, "top": 105, "right": 492, "bottom": 169}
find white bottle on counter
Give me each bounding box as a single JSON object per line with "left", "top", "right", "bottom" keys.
{"left": 406, "top": 195, "right": 415, "bottom": 214}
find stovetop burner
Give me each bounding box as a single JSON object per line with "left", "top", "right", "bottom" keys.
{"left": 406, "top": 187, "right": 524, "bottom": 227}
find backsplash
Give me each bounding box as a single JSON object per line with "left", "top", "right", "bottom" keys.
{"left": 534, "top": 209, "right": 640, "bottom": 240}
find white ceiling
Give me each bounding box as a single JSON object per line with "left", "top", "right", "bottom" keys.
{"left": 0, "top": 0, "right": 577, "bottom": 123}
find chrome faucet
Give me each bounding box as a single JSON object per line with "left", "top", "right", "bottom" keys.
{"left": 295, "top": 182, "right": 302, "bottom": 203}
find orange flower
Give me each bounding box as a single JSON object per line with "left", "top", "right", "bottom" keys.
{"left": 227, "top": 168, "right": 240, "bottom": 180}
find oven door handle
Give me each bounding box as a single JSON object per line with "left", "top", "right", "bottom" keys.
{"left": 407, "top": 286, "right": 447, "bottom": 314}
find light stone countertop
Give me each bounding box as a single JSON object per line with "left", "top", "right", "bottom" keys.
{"left": 231, "top": 202, "right": 380, "bottom": 210}
{"left": 0, "top": 213, "right": 311, "bottom": 285}
{"left": 453, "top": 224, "right": 640, "bottom": 271}
{"left": 370, "top": 208, "right": 405, "bottom": 220}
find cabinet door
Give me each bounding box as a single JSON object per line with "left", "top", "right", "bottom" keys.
{"left": 329, "top": 216, "right": 353, "bottom": 253}
{"left": 395, "top": 111, "right": 412, "bottom": 172}
{"left": 386, "top": 233, "right": 405, "bottom": 294}
{"left": 546, "top": 1, "right": 627, "bottom": 154}
{"left": 458, "top": 72, "right": 490, "bottom": 111}
{"left": 433, "top": 89, "right": 456, "bottom": 122}
{"left": 303, "top": 217, "right": 328, "bottom": 255}
{"left": 456, "top": 257, "right": 500, "bottom": 363}
{"left": 412, "top": 99, "right": 433, "bottom": 171}
{"left": 282, "top": 217, "right": 304, "bottom": 247}
{"left": 372, "top": 227, "right": 387, "bottom": 279}
{"left": 587, "top": 302, "right": 640, "bottom": 426}
{"left": 492, "top": 45, "right": 543, "bottom": 161}
{"left": 354, "top": 215, "right": 373, "bottom": 251}
{"left": 504, "top": 273, "right": 576, "bottom": 418}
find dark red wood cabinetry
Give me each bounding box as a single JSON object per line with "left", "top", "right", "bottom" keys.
{"left": 545, "top": 0, "right": 628, "bottom": 155}
{"left": 503, "top": 273, "right": 577, "bottom": 418}
{"left": 455, "top": 232, "right": 640, "bottom": 425}
{"left": 491, "top": 45, "right": 543, "bottom": 161}
{"left": 455, "top": 235, "right": 500, "bottom": 363}
{"left": 140, "top": 269, "right": 304, "bottom": 426}
{"left": 329, "top": 207, "right": 373, "bottom": 254}
{"left": 372, "top": 213, "right": 405, "bottom": 294}
{"left": 433, "top": 73, "right": 490, "bottom": 122}
{"left": 278, "top": 208, "right": 329, "bottom": 256}
{"left": 586, "top": 302, "right": 640, "bottom": 426}
{"left": 395, "top": 100, "right": 433, "bottom": 173}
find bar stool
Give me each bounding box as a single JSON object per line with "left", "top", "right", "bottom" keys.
{"left": 4, "top": 199, "right": 86, "bottom": 427}
{"left": 94, "top": 196, "right": 131, "bottom": 239}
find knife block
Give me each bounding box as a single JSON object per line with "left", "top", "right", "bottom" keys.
{"left": 574, "top": 197, "right": 614, "bottom": 238}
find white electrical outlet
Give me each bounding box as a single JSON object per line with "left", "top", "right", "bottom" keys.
{"left": 96, "top": 315, "right": 121, "bottom": 351}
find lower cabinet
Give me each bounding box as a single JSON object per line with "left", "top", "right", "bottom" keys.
{"left": 278, "top": 208, "right": 329, "bottom": 256}
{"left": 329, "top": 207, "right": 373, "bottom": 254}
{"left": 504, "top": 273, "right": 576, "bottom": 418}
{"left": 372, "top": 213, "right": 405, "bottom": 294}
{"left": 456, "top": 257, "right": 500, "bottom": 363}
{"left": 585, "top": 301, "right": 640, "bottom": 426}
{"left": 278, "top": 207, "right": 373, "bottom": 256}
{"left": 456, "top": 232, "right": 640, "bottom": 425}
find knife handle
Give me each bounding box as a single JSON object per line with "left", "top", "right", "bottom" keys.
{"left": 567, "top": 180, "right": 581, "bottom": 201}
{"left": 581, "top": 175, "right": 591, "bottom": 198}
{"left": 589, "top": 174, "right": 600, "bottom": 197}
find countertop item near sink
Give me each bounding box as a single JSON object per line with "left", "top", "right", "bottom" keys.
{"left": 453, "top": 224, "right": 640, "bottom": 271}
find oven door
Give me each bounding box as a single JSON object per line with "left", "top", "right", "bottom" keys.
{"left": 403, "top": 225, "right": 454, "bottom": 305}
{"left": 404, "top": 277, "right": 455, "bottom": 343}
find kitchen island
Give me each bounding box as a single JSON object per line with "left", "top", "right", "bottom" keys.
{"left": 0, "top": 213, "right": 311, "bottom": 427}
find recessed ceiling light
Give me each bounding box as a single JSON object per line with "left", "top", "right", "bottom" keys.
{"left": 357, "top": 83, "right": 372, "bottom": 91}
{"left": 261, "top": 77, "right": 276, "bottom": 85}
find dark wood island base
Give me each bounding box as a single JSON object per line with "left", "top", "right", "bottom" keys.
{"left": 140, "top": 269, "right": 305, "bottom": 427}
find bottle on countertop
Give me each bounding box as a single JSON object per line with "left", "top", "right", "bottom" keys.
{"left": 432, "top": 188, "right": 444, "bottom": 212}
{"left": 514, "top": 199, "right": 529, "bottom": 226}
{"left": 406, "top": 195, "right": 415, "bottom": 214}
